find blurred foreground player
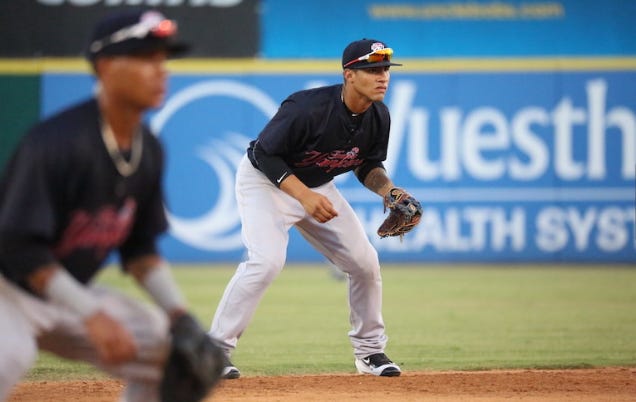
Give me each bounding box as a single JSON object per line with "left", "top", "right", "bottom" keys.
{"left": 208, "top": 39, "right": 422, "bottom": 379}
{"left": 0, "top": 9, "right": 223, "bottom": 402}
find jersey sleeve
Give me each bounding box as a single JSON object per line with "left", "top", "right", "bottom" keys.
{"left": 0, "top": 133, "right": 61, "bottom": 283}
{"left": 251, "top": 140, "right": 293, "bottom": 187}
{"left": 355, "top": 106, "right": 391, "bottom": 184}
{"left": 355, "top": 160, "right": 386, "bottom": 184}
{"left": 251, "top": 98, "right": 304, "bottom": 187}
{"left": 258, "top": 98, "right": 304, "bottom": 154}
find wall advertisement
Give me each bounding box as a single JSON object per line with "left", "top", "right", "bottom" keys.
{"left": 261, "top": 0, "right": 636, "bottom": 58}
{"left": 0, "top": 0, "right": 258, "bottom": 58}
{"left": 42, "top": 70, "right": 636, "bottom": 263}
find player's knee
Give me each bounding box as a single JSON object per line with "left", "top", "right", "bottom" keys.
{"left": 342, "top": 247, "right": 381, "bottom": 278}
{"left": 150, "top": 310, "right": 170, "bottom": 341}
{"left": 353, "top": 248, "right": 380, "bottom": 270}
{"left": 129, "top": 303, "right": 170, "bottom": 363}
{"left": 144, "top": 305, "right": 170, "bottom": 345}
{"left": 247, "top": 253, "right": 285, "bottom": 283}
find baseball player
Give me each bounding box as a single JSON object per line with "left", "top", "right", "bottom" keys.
{"left": 0, "top": 9, "right": 223, "bottom": 402}
{"left": 209, "top": 38, "right": 422, "bottom": 378}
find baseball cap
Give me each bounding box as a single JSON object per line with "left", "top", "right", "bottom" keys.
{"left": 342, "top": 39, "right": 402, "bottom": 69}
{"left": 87, "top": 9, "right": 189, "bottom": 61}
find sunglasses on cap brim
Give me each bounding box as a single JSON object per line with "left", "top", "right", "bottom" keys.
{"left": 343, "top": 48, "right": 394, "bottom": 68}
{"left": 89, "top": 17, "right": 178, "bottom": 54}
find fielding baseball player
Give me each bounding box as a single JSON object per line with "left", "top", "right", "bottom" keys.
{"left": 208, "top": 38, "right": 422, "bottom": 379}
{"left": 0, "top": 9, "right": 223, "bottom": 402}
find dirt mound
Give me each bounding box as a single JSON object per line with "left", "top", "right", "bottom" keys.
{"left": 8, "top": 367, "right": 636, "bottom": 401}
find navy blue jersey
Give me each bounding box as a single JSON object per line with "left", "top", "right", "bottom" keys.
{"left": 0, "top": 99, "right": 168, "bottom": 287}
{"left": 247, "top": 84, "right": 390, "bottom": 188}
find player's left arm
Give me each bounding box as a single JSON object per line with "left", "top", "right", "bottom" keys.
{"left": 126, "top": 255, "right": 225, "bottom": 401}
{"left": 356, "top": 165, "right": 394, "bottom": 197}
{"left": 356, "top": 165, "right": 423, "bottom": 239}
{"left": 125, "top": 255, "right": 187, "bottom": 321}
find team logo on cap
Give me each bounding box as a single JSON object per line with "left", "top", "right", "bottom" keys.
{"left": 140, "top": 10, "right": 166, "bottom": 25}
{"left": 371, "top": 42, "right": 385, "bottom": 51}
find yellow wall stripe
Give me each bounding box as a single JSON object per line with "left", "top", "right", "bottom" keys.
{"left": 1, "top": 57, "right": 635, "bottom": 74}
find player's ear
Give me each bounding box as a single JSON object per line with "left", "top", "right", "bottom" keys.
{"left": 92, "top": 57, "right": 107, "bottom": 77}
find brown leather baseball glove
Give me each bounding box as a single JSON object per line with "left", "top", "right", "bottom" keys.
{"left": 377, "top": 187, "right": 422, "bottom": 239}
{"left": 160, "top": 313, "right": 225, "bottom": 402}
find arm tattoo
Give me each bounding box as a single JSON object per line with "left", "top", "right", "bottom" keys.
{"left": 363, "top": 167, "right": 394, "bottom": 197}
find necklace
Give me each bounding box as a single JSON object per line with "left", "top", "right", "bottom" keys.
{"left": 341, "top": 89, "right": 360, "bottom": 116}
{"left": 100, "top": 119, "right": 143, "bottom": 177}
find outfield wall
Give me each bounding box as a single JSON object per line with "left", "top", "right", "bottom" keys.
{"left": 0, "top": 75, "right": 39, "bottom": 171}
{"left": 0, "top": 0, "right": 634, "bottom": 263}
{"left": 18, "top": 59, "right": 632, "bottom": 263}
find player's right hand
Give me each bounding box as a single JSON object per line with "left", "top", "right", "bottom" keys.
{"left": 279, "top": 174, "right": 338, "bottom": 223}
{"left": 300, "top": 191, "right": 339, "bottom": 223}
{"left": 84, "top": 310, "right": 137, "bottom": 365}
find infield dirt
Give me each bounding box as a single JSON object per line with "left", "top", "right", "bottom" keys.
{"left": 7, "top": 367, "right": 636, "bottom": 401}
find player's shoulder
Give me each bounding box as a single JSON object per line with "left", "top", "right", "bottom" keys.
{"left": 371, "top": 98, "right": 390, "bottom": 113}
{"left": 16, "top": 99, "right": 97, "bottom": 159}
{"left": 29, "top": 98, "right": 98, "bottom": 140}
{"left": 287, "top": 84, "right": 339, "bottom": 105}
{"left": 284, "top": 84, "right": 340, "bottom": 117}
{"left": 370, "top": 99, "right": 390, "bottom": 120}
{"left": 289, "top": 84, "right": 339, "bottom": 98}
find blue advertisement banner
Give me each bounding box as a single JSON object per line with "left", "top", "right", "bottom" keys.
{"left": 42, "top": 69, "right": 636, "bottom": 263}
{"left": 261, "top": 0, "right": 636, "bottom": 58}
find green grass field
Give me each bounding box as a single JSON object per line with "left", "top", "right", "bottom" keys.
{"left": 27, "top": 264, "right": 636, "bottom": 380}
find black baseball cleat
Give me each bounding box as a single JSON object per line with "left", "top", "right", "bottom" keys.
{"left": 355, "top": 353, "right": 401, "bottom": 377}
{"left": 211, "top": 338, "right": 241, "bottom": 379}
{"left": 222, "top": 360, "right": 241, "bottom": 379}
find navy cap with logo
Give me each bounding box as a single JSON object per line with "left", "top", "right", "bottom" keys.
{"left": 87, "top": 9, "right": 189, "bottom": 61}
{"left": 342, "top": 39, "right": 402, "bottom": 69}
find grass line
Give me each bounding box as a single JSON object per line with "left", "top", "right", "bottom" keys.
{"left": 26, "top": 264, "right": 636, "bottom": 380}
